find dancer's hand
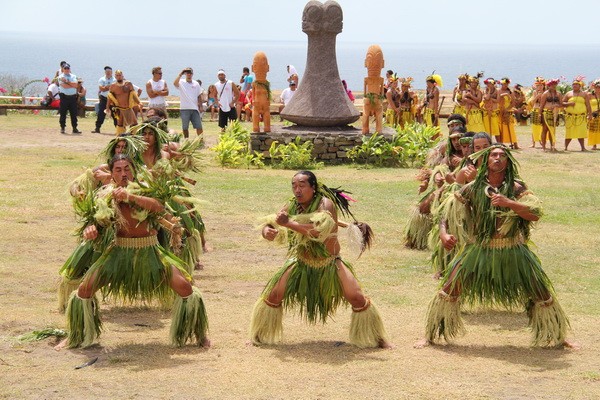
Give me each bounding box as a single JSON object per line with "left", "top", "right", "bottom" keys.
{"left": 463, "top": 165, "right": 477, "bottom": 182}
{"left": 491, "top": 193, "right": 511, "bottom": 208}
{"left": 112, "top": 187, "right": 129, "bottom": 203}
{"left": 83, "top": 225, "right": 98, "bottom": 240}
{"left": 441, "top": 233, "right": 457, "bottom": 250}
{"left": 275, "top": 210, "right": 289, "bottom": 226}
{"left": 262, "top": 225, "right": 278, "bottom": 241}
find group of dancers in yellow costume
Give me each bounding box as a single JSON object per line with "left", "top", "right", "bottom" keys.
{"left": 452, "top": 73, "right": 519, "bottom": 148}
{"left": 452, "top": 74, "right": 600, "bottom": 152}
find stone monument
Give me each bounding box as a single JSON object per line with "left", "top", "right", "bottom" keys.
{"left": 362, "top": 45, "right": 385, "bottom": 134}
{"left": 251, "top": 51, "right": 271, "bottom": 133}
{"left": 280, "top": 0, "right": 360, "bottom": 127}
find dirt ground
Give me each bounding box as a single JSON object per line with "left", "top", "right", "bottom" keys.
{"left": 0, "top": 115, "right": 599, "bottom": 400}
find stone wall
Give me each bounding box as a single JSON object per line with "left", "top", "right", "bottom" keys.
{"left": 250, "top": 131, "right": 358, "bottom": 165}
{"left": 250, "top": 127, "right": 394, "bottom": 165}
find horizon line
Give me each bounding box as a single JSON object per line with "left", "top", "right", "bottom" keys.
{"left": 2, "top": 30, "right": 600, "bottom": 48}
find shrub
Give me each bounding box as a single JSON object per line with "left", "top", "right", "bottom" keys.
{"left": 348, "top": 122, "right": 440, "bottom": 168}
{"left": 268, "top": 136, "right": 323, "bottom": 170}
{"left": 211, "top": 121, "right": 264, "bottom": 168}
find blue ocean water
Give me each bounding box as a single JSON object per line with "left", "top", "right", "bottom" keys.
{"left": 1, "top": 31, "right": 598, "bottom": 97}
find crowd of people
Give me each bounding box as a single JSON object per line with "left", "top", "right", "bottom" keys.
{"left": 47, "top": 61, "right": 309, "bottom": 136}
{"left": 52, "top": 115, "right": 580, "bottom": 351}
{"left": 44, "top": 59, "right": 591, "bottom": 351}
{"left": 56, "top": 119, "right": 209, "bottom": 349}
{"left": 380, "top": 71, "right": 600, "bottom": 152}
{"left": 403, "top": 116, "right": 577, "bottom": 349}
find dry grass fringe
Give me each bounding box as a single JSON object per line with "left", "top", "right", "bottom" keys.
{"left": 66, "top": 293, "right": 102, "bottom": 348}
{"left": 249, "top": 298, "right": 283, "bottom": 345}
{"left": 57, "top": 277, "right": 81, "bottom": 313}
{"left": 170, "top": 286, "right": 209, "bottom": 347}
{"left": 529, "top": 298, "right": 569, "bottom": 347}
{"left": 425, "top": 292, "right": 465, "bottom": 343}
{"left": 349, "top": 301, "right": 389, "bottom": 348}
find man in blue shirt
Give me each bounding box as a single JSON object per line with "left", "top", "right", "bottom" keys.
{"left": 239, "top": 67, "right": 254, "bottom": 93}
{"left": 58, "top": 63, "right": 81, "bottom": 134}
{"left": 92, "top": 66, "right": 116, "bottom": 133}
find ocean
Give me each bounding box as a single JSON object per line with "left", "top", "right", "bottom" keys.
{"left": 1, "top": 31, "right": 599, "bottom": 98}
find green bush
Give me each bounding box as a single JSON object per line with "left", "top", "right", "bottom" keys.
{"left": 268, "top": 136, "right": 323, "bottom": 170}
{"left": 348, "top": 122, "right": 440, "bottom": 168}
{"left": 211, "top": 121, "right": 264, "bottom": 168}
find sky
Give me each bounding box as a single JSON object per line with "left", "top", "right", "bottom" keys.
{"left": 2, "top": 0, "right": 599, "bottom": 45}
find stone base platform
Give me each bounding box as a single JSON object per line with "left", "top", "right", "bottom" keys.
{"left": 250, "top": 125, "right": 396, "bottom": 164}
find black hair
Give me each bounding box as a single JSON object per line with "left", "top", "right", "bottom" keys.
{"left": 450, "top": 126, "right": 467, "bottom": 134}
{"left": 447, "top": 113, "right": 467, "bottom": 127}
{"left": 243, "top": 67, "right": 250, "bottom": 73}
{"left": 104, "top": 66, "right": 112, "bottom": 71}
{"left": 470, "top": 132, "right": 493, "bottom": 152}
{"left": 386, "top": 70, "right": 394, "bottom": 76}
{"left": 60, "top": 61, "right": 67, "bottom": 67}
{"left": 294, "top": 170, "right": 317, "bottom": 189}
{"left": 109, "top": 153, "right": 134, "bottom": 172}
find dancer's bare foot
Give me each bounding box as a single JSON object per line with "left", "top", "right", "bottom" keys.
{"left": 54, "top": 338, "right": 69, "bottom": 351}
{"left": 202, "top": 243, "right": 212, "bottom": 253}
{"left": 379, "top": 339, "right": 394, "bottom": 349}
{"left": 529, "top": 144, "right": 535, "bottom": 148}
{"left": 413, "top": 338, "right": 431, "bottom": 349}
{"left": 562, "top": 339, "right": 580, "bottom": 350}
{"left": 512, "top": 143, "right": 520, "bottom": 150}
{"left": 194, "top": 261, "right": 204, "bottom": 270}
{"left": 201, "top": 337, "right": 211, "bottom": 348}
{"left": 581, "top": 148, "right": 588, "bottom": 152}
{"left": 432, "top": 271, "right": 442, "bottom": 280}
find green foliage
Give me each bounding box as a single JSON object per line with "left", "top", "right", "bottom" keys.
{"left": 268, "top": 136, "right": 323, "bottom": 170}
{"left": 17, "top": 328, "right": 67, "bottom": 342}
{"left": 211, "top": 121, "right": 264, "bottom": 168}
{"left": 556, "top": 82, "right": 572, "bottom": 95}
{"left": 348, "top": 123, "right": 440, "bottom": 168}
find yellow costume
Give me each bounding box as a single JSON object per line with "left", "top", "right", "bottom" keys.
{"left": 483, "top": 109, "right": 500, "bottom": 136}
{"left": 466, "top": 108, "right": 485, "bottom": 132}
{"left": 530, "top": 109, "right": 542, "bottom": 142}
{"left": 398, "top": 108, "right": 414, "bottom": 128}
{"left": 423, "top": 107, "right": 437, "bottom": 127}
{"left": 542, "top": 109, "right": 558, "bottom": 144}
{"left": 565, "top": 96, "right": 588, "bottom": 139}
{"left": 452, "top": 104, "right": 466, "bottom": 116}
{"left": 588, "top": 97, "right": 600, "bottom": 146}
{"left": 498, "top": 96, "right": 517, "bottom": 144}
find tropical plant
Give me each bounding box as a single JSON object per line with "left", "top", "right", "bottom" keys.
{"left": 268, "top": 136, "right": 323, "bottom": 170}
{"left": 348, "top": 122, "right": 440, "bottom": 168}
{"left": 211, "top": 121, "right": 264, "bottom": 168}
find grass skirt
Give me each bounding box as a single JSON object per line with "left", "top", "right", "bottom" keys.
{"left": 249, "top": 299, "right": 284, "bottom": 345}
{"left": 58, "top": 241, "right": 102, "bottom": 312}
{"left": 444, "top": 241, "right": 556, "bottom": 308}
{"left": 427, "top": 240, "right": 570, "bottom": 346}
{"left": 66, "top": 293, "right": 102, "bottom": 348}
{"left": 349, "top": 301, "right": 389, "bottom": 348}
{"left": 170, "top": 286, "right": 209, "bottom": 347}
{"left": 261, "top": 257, "right": 354, "bottom": 324}
{"left": 404, "top": 206, "right": 432, "bottom": 250}
{"left": 425, "top": 292, "right": 465, "bottom": 342}
{"left": 82, "top": 236, "right": 191, "bottom": 304}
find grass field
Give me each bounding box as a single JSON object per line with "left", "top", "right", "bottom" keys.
{"left": 0, "top": 113, "right": 599, "bottom": 399}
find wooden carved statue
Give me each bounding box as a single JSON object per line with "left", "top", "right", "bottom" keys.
{"left": 251, "top": 51, "right": 271, "bottom": 133}
{"left": 362, "top": 44, "right": 385, "bottom": 134}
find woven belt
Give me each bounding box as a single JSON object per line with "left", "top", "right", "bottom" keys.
{"left": 297, "top": 252, "right": 336, "bottom": 268}
{"left": 115, "top": 235, "right": 159, "bottom": 248}
{"left": 484, "top": 235, "right": 524, "bottom": 249}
